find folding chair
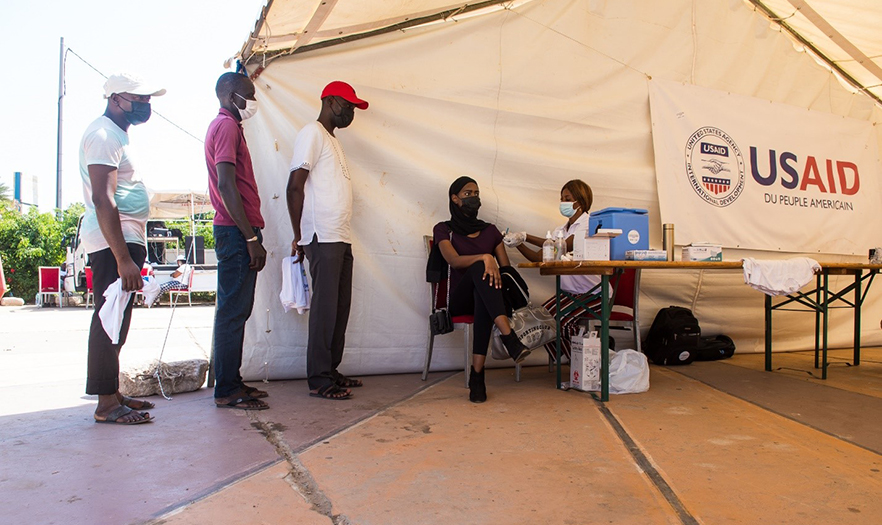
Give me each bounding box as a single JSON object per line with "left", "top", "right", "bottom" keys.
{"left": 84, "top": 267, "right": 94, "bottom": 308}
{"left": 168, "top": 270, "right": 193, "bottom": 306}
{"left": 587, "top": 269, "right": 642, "bottom": 353}
{"left": 38, "top": 267, "right": 63, "bottom": 307}
{"left": 423, "top": 236, "right": 474, "bottom": 387}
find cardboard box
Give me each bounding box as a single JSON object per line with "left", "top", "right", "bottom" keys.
{"left": 625, "top": 249, "right": 667, "bottom": 261}
{"left": 573, "top": 229, "right": 621, "bottom": 261}
{"left": 588, "top": 208, "right": 649, "bottom": 260}
{"left": 682, "top": 245, "right": 722, "bottom": 261}
{"left": 570, "top": 331, "right": 601, "bottom": 392}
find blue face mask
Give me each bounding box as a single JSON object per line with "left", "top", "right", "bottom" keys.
{"left": 559, "top": 201, "right": 577, "bottom": 218}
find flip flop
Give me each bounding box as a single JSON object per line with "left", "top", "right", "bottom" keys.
{"left": 309, "top": 383, "right": 352, "bottom": 400}
{"left": 121, "top": 395, "right": 155, "bottom": 410}
{"left": 215, "top": 394, "right": 269, "bottom": 410}
{"left": 241, "top": 384, "right": 269, "bottom": 399}
{"left": 334, "top": 374, "right": 363, "bottom": 388}
{"left": 95, "top": 405, "right": 153, "bottom": 425}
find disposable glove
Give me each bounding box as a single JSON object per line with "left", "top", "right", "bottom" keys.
{"left": 503, "top": 231, "right": 527, "bottom": 247}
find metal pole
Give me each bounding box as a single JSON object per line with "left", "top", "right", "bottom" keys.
{"left": 56, "top": 37, "right": 65, "bottom": 213}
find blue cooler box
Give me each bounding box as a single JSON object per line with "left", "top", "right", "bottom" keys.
{"left": 587, "top": 207, "right": 649, "bottom": 260}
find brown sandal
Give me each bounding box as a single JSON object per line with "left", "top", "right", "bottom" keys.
{"left": 95, "top": 405, "right": 153, "bottom": 425}
{"left": 215, "top": 394, "right": 269, "bottom": 410}
{"left": 309, "top": 383, "right": 352, "bottom": 400}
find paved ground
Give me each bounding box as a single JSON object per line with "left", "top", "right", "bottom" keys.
{"left": 1, "top": 305, "right": 881, "bottom": 525}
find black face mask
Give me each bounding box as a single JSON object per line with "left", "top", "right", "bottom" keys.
{"left": 332, "top": 100, "right": 355, "bottom": 128}
{"left": 459, "top": 196, "right": 481, "bottom": 217}
{"left": 122, "top": 99, "right": 151, "bottom": 125}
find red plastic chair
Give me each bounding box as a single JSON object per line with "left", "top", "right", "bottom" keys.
{"left": 84, "top": 267, "right": 94, "bottom": 308}
{"left": 587, "top": 269, "right": 642, "bottom": 353}
{"left": 423, "top": 236, "right": 475, "bottom": 387}
{"left": 38, "top": 267, "right": 63, "bottom": 307}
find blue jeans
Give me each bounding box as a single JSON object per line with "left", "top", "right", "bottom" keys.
{"left": 213, "top": 225, "right": 260, "bottom": 398}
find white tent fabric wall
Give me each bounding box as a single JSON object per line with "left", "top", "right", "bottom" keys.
{"left": 237, "top": 0, "right": 882, "bottom": 381}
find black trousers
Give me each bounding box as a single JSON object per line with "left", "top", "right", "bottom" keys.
{"left": 303, "top": 238, "right": 353, "bottom": 390}
{"left": 86, "top": 243, "right": 147, "bottom": 395}
{"left": 448, "top": 260, "right": 507, "bottom": 356}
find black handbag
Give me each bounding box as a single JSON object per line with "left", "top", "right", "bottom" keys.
{"left": 429, "top": 236, "right": 454, "bottom": 336}
{"left": 429, "top": 309, "right": 453, "bottom": 335}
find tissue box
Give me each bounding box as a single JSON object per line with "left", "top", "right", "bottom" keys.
{"left": 682, "top": 245, "right": 722, "bottom": 261}
{"left": 625, "top": 249, "right": 667, "bottom": 261}
{"left": 573, "top": 229, "right": 621, "bottom": 261}
{"left": 570, "top": 332, "right": 601, "bottom": 392}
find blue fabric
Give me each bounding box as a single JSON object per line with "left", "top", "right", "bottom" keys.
{"left": 212, "top": 225, "right": 260, "bottom": 398}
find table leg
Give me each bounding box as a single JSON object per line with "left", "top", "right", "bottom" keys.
{"left": 854, "top": 271, "right": 861, "bottom": 366}
{"left": 815, "top": 273, "right": 821, "bottom": 369}
{"left": 555, "top": 276, "right": 562, "bottom": 390}
{"left": 764, "top": 293, "right": 772, "bottom": 372}
{"left": 822, "top": 272, "right": 829, "bottom": 380}
{"left": 601, "top": 274, "right": 610, "bottom": 402}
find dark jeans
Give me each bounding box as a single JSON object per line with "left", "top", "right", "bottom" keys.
{"left": 213, "top": 226, "right": 260, "bottom": 398}
{"left": 86, "top": 243, "right": 147, "bottom": 395}
{"left": 448, "top": 260, "right": 507, "bottom": 356}
{"left": 303, "top": 237, "right": 353, "bottom": 390}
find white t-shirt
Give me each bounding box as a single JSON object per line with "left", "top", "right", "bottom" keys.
{"left": 175, "top": 263, "right": 192, "bottom": 285}
{"left": 289, "top": 121, "right": 353, "bottom": 244}
{"left": 554, "top": 213, "right": 600, "bottom": 294}
{"left": 78, "top": 116, "right": 149, "bottom": 253}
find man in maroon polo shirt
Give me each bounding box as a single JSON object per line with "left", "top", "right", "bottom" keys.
{"left": 204, "top": 72, "right": 269, "bottom": 410}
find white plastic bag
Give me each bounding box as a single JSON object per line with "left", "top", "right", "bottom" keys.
{"left": 609, "top": 349, "right": 650, "bottom": 394}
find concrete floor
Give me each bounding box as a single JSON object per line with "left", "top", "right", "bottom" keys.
{"left": 1, "top": 305, "right": 881, "bottom": 524}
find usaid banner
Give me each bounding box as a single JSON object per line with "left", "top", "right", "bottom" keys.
{"left": 649, "top": 79, "right": 882, "bottom": 255}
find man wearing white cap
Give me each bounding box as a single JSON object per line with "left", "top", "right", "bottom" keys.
{"left": 286, "top": 81, "right": 368, "bottom": 400}
{"left": 80, "top": 72, "right": 165, "bottom": 424}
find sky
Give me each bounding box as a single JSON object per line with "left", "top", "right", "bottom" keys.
{"left": 0, "top": 0, "right": 266, "bottom": 212}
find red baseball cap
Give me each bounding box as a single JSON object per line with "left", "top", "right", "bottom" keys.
{"left": 321, "top": 81, "right": 369, "bottom": 110}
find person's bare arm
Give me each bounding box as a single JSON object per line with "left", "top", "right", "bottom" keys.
{"left": 515, "top": 243, "right": 542, "bottom": 262}
{"left": 286, "top": 168, "right": 309, "bottom": 263}
{"left": 524, "top": 233, "right": 545, "bottom": 247}
{"left": 88, "top": 164, "right": 142, "bottom": 292}
{"left": 437, "top": 240, "right": 502, "bottom": 289}
{"left": 217, "top": 162, "right": 266, "bottom": 272}
{"left": 495, "top": 242, "right": 511, "bottom": 267}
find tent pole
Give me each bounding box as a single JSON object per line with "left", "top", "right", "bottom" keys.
{"left": 56, "top": 37, "right": 65, "bottom": 214}
{"left": 748, "top": 0, "right": 882, "bottom": 107}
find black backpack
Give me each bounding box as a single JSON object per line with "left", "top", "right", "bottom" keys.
{"left": 695, "top": 335, "right": 736, "bottom": 361}
{"left": 643, "top": 306, "right": 700, "bottom": 365}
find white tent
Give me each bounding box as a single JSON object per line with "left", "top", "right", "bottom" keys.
{"left": 148, "top": 190, "right": 213, "bottom": 220}
{"left": 231, "top": 0, "right": 882, "bottom": 380}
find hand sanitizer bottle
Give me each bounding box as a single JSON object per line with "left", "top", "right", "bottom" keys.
{"left": 554, "top": 230, "right": 566, "bottom": 261}
{"left": 542, "top": 231, "right": 554, "bottom": 262}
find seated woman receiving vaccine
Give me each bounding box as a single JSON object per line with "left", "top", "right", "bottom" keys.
{"left": 433, "top": 176, "right": 532, "bottom": 403}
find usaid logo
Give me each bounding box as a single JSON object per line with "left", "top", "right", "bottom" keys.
{"left": 684, "top": 127, "right": 745, "bottom": 207}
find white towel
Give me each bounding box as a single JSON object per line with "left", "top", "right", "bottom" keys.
{"left": 141, "top": 276, "right": 161, "bottom": 307}
{"left": 99, "top": 279, "right": 133, "bottom": 344}
{"left": 280, "top": 256, "right": 310, "bottom": 314}
{"left": 742, "top": 257, "right": 821, "bottom": 296}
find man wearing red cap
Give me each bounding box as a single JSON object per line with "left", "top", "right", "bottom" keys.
{"left": 286, "top": 81, "right": 368, "bottom": 400}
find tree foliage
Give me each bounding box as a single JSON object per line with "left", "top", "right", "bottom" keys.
{"left": 0, "top": 205, "right": 72, "bottom": 301}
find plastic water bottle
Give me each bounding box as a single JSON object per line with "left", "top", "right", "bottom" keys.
{"left": 554, "top": 230, "right": 566, "bottom": 260}
{"left": 542, "top": 231, "right": 554, "bottom": 262}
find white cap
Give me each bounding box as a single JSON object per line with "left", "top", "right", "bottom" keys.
{"left": 176, "top": 254, "right": 187, "bottom": 261}
{"left": 103, "top": 72, "right": 166, "bottom": 99}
